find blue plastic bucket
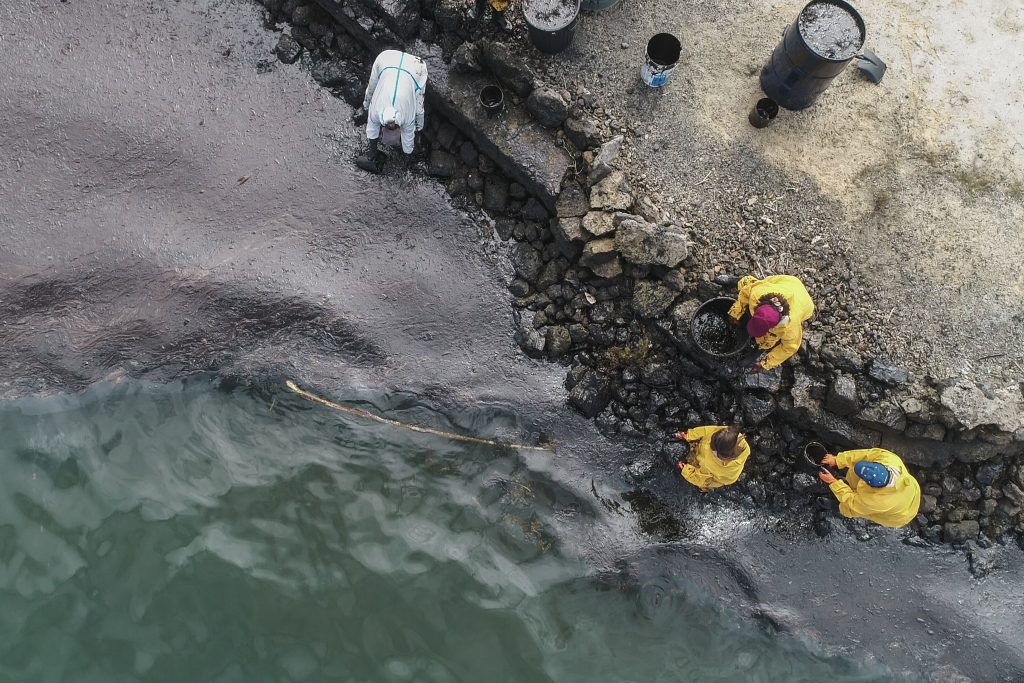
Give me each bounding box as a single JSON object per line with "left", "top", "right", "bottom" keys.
{"left": 641, "top": 33, "right": 681, "bottom": 88}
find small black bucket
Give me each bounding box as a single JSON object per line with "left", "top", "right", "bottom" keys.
{"left": 523, "top": 0, "right": 581, "bottom": 54}
{"left": 690, "top": 297, "right": 751, "bottom": 358}
{"left": 760, "top": 0, "right": 866, "bottom": 110}
{"left": 480, "top": 85, "right": 504, "bottom": 116}
{"left": 749, "top": 97, "right": 779, "bottom": 128}
{"left": 803, "top": 442, "right": 827, "bottom": 468}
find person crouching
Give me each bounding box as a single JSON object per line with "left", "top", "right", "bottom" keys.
{"left": 674, "top": 425, "right": 750, "bottom": 491}
{"left": 818, "top": 448, "right": 921, "bottom": 528}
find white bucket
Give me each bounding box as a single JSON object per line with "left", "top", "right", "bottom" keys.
{"left": 641, "top": 33, "right": 681, "bottom": 88}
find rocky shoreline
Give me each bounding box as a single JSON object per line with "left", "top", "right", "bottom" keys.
{"left": 253, "top": 0, "right": 1024, "bottom": 565}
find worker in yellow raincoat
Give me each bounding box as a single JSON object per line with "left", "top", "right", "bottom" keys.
{"left": 727, "top": 274, "right": 814, "bottom": 372}
{"left": 470, "top": 0, "right": 512, "bottom": 31}
{"left": 673, "top": 425, "right": 750, "bottom": 491}
{"left": 818, "top": 448, "right": 921, "bottom": 528}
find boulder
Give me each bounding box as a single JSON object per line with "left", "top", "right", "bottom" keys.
{"left": 520, "top": 198, "right": 549, "bottom": 221}
{"left": 975, "top": 461, "right": 1006, "bottom": 486}
{"left": 590, "top": 172, "right": 632, "bottom": 210}
{"left": 550, "top": 217, "right": 585, "bottom": 259}
{"left": 868, "top": 358, "right": 909, "bottom": 386}
{"left": 556, "top": 183, "right": 589, "bottom": 218}
{"left": 274, "top": 32, "right": 303, "bottom": 64}
{"left": 478, "top": 41, "right": 536, "bottom": 96}
{"left": 588, "top": 135, "right": 622, "bottom": 185}
{"left": 564, "top": 117, "right": 602, "bottom": 150}
{"left": 940, "top": 379, "right": 1024, "bottom": 432}
{"left": 633, "top": 280, "right": 678, "bottom": 318}
{"left": 582, "top": 211, "right": 616, "bottom": 237}
{"left": 434, "top": 0, "right": 463, "bottom": 32}
{"left": 427, "top": 149, "right": 458, "bottom": 178}
{"left": 568, "top": 370, "right": 613, "bottom": 417}
{"left": 641, "top": 360, "right": 675, "bottom": 387}
{"left": 452, "top": 41, "right": 481, "bottom": 73}
{"left": 526, "top": 88, "right": 569, "bottom": 128}
{"left": 291, "top": 3, "right": 314, "bottom": 25}
{"left": 741, "top": 368, "right": 783, "bottom": 392}
{"left": 545, "top": 326, "right": 572, "bottom": 358}
{"left": 820, "top": 344, "right": 864, "bottom": 373}
{"left": 742, "top": 392, "right": 777, "bottom": 425}
{"left": 825, "top": 374, "right": 860, "bottom": 416}
{"left": 510, "top": 243, "right": 543, "bottom": 281}
{"left": 483, "top": 176, "right": 509, "bottom": 212}
{"left": 614, "top": 219, "right": 689, "bottom": 268}
{"left": 589, "top": 257, "right": 623, "bottom": 279}
{"left": 513, "top": 310, "right": 545, "bottom": 357}
{"left": 310, "top": 58, "right": 356, "bottom": 87}
{"left": 942, "top": 520, "right": 980, "bottom": 544}
{"left": 856, "top": 400, "right": 907, "bottom": 433}
{"left": 580, "top": 238, "right": 617, "bottom": 267}
{"left": 458, "top": 140, "right": 478, "bottom": 166}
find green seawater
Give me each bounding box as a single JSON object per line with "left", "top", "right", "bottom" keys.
{"left": 0, "top": 378, "right": 892, "bottom": 682}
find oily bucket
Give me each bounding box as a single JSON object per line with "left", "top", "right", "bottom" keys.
{"left": 480, "top": 84, "right": 504, "bottom": 116}
{"left": 641, "top": 33, "right": 682, "bottom": 88}
{"left": 803, "top": 441, "right": 827, "bottom": 468}
{"left": 760, "top": 0, "right": 866, "bottom": 110}
{"left": 690, "top": 297, "right": 750, "bottom": 358}
{"left": 522, "top": 0, "right": 581, "bottom": 54}
{"left": 581, "top": 0, "right": 623, "bottom": 11}
{"left": 748, "top": 97, "right": 779, "bottom": 128}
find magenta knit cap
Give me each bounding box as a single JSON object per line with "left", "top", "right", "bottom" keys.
{"left": 747, "top": 304, "right": 782, "bottom": 338}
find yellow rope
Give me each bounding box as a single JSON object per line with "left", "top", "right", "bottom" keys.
{"left": 285, "top": 380, "right": 555, "bottom": 453}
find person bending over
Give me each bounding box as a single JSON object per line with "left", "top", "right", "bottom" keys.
{"left": 674, "top": 425, "right": 750, "bottom": 492}
{"left": 727, "top": 274, "right": 814, "bottom": 373}
{"left": 355, "top": 49, "right": 428, "bottom": 173}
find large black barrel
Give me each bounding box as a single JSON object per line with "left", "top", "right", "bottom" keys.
{"left": 760, "top": 0, "right": 865, "bottom": 111}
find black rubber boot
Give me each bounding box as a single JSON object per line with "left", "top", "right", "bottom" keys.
{"left": 354, "top": 138, "right": 384, "bottom": 174}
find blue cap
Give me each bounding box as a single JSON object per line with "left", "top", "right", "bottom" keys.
{"left": 854, "top": 461, "right": 891, "bottom": 488}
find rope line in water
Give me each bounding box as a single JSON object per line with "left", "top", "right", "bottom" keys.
{"left": 285, "top": 380, "right": 555, "bottom": 453}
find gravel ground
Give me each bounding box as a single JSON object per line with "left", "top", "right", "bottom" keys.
{"left": 519, "top": 0, "right": 1024, "bottom": 385}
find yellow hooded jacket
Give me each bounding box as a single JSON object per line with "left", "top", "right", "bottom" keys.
{"left": 680, "top": 426, "right": 750, "bottom": 491}
{"left": 828, "top": 448, "right": 921, "bottom": 528}
{"left": 727, "top": 275, "right": 814, "bottom": 370}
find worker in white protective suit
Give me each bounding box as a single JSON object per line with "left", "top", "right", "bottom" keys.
{"left": 355, "top": 49, "right": 428, "bottom": 173}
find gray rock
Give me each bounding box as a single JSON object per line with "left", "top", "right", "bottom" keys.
{"left": 1004, "top": 482, "right": 1024, "bottom": 506}
{"left": 527, "top": 87, "right": 569, "bottom": 128}
{"left": 582, "top": 211, "right": 616, "bottom": 237}
{"left": 520, "top": 198, "right": 549, "bottom": 221}
{"left": 274, "top": 32, "right": 303, "bottom": 64}
{"left": 590, "top": 172, "right": 632, "bottom": 210}
{"left": 452, "top": 41, "right": 481, "bottom": 73}
{"left": 483, "top": 176, "right": 509, "bottom": 212}
{"left": 742, "top": 392, "right": 777, "bottom": 425}
{"left": 564, "top": 117, "right": 602, "bottom": 150}
{"left": 510, "top": 243, "right": 543, "bottom": 281}
{"left": 975, "top": 461, "right": 1006, "bottom": 486}
{"left": 513, "top": 310, "right": 545, "bottom": 357}
{"left": 291, "top": 3, "right": 314, "bottom": 25}
{"left": 943, "top": 520, "right": 980, "bottom": 544}
{"left": 556, "top": 183, "right": 589, "bottom": 218}
{"left": 545, "top": 325, "right": 572, "bottom": 358}
{"left": 310, "top": 59, "right": 356, "bottom": 87}
{"left": 790, "top": 371, "right": 827, "bottom": 412}
{"left": 427, "top": 149, "right": 457, "bottom": 178}
{"left": 940, "top": 379, "right": 1024, "bottom": 432}
{"left": 856, "top": 400, "right": 907, "bottom": 432}
{"left": 478, "top": 41, "right": 536, "bottom": 96}
{"left": 820, "top": 344, "right": 863, "bottom": 373}
{"left": 967, "top": 541, "right": 1005, "bottom": 578}
{"left": 458, "top": 140, "right": 478, "bottom": 166}
{"left": 580, "top": 237, "right": 617, "bottom": 266}
{"left": 633, "top": 280, "right": 678, "bottom": 318}
{"left": 826, "top": 374, "right": 860, "bottom": 416}
{"left": 900, "top": 397, "right": 933, "bottom": 423}
{"left": 589, "top": 256, "right": 623, "bottom": 279}
{"left": 434, "top": 0, "right": 463, "bottom": 31}
{"left": 588, "top": 135, "right": 622, "bottom": 185}
{"left": 568, "top": 370, "right": 613, "bottom": 417}
{"left": 792, "top": 473, "right": 817, "bottom": 493}
{"left": 615, "top": 219, "right": 689, "bottom": 268}
{"left": 550, "top": 217, "right": 585, "bottom": 259}
{"left": 868, "top": 358, "right": 909, "bottom": 386}
{"left": 919, "top": 494, "right": 937, "bottom": 514}
{"left": 508, "top": 278, "right": 531, "bottom": 297}
{"left": 742, "top": 368, "right": 783, "bottom": 392}
{"left": 535, "top": 259, "right": 563, "bottom": 290}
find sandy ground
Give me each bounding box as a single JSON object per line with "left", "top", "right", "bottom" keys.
{"left": 540, "top": 0, "right": 1024, "bottom": 383}
{"left": 2, "top": 0, "right": 1023, "bottom": 679}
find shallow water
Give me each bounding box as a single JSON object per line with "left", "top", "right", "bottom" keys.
{"left": 0, "top": 378, "right": 894, "bottom": 681}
